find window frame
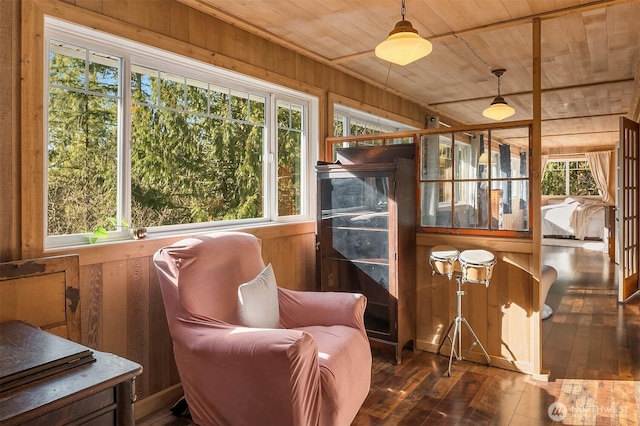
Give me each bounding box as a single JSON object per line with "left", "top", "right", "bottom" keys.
{"left": 418, "top": 125, "right": 532, "bottom": 237}
{"left": 328, "top": 106, "right": 417, "bottom": 160}
{"left": 44, "top": 18, "right": 318, "bottom": 249}
{"left": 333, "top": 105, "right": 416, "bottom": 138}
{"left": 541, "top": 158, "right": 600, "bottom": 197}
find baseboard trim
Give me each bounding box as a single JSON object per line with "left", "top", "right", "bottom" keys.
{"left": 416, "top": 340, "right": 534, "bottom": 375}
{"left": 134, "top": 383, "right": 184, "bottom": 421}
{"left": 531, "top": 369, "right": 551, "bottom": 382}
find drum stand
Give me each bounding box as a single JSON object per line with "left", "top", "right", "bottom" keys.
{"left": 437, "top": 273, "right": 491, "bottom": 376}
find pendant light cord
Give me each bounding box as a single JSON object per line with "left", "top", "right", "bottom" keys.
{"left": 400, "top": 0, "right": 406, "bottom": 20}
{"left": 455, "top": 34, "right": 491, "bottom": 70}
{"left": 377, "top": 61, "right": 393, "bottom": 127}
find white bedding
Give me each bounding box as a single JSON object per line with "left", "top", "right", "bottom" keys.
{"left": 541, "top": 198, "right": 607, "bottom": 240}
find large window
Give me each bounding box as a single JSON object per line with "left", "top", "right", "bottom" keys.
{"left": 542, "top": 159, "right": 599, "bottom": 196}
{"left": 329, "top": 106, "right": 415, "bottom": 159}
{"left": 333, "top": 106, "right": 414, "bottom": 141}
{"left": 45, "top": 19, "right": 316, "bottom": 248}
{"left": 420, "top": 128, "right": 530, "bottom": 232}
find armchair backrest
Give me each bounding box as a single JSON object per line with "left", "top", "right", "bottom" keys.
{"left": 153, "top": 232, "right": 266, "bottom": 325}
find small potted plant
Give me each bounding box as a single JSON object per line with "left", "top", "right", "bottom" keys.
{"left": 89, "top": 218, "right": 147, "bottom": 243}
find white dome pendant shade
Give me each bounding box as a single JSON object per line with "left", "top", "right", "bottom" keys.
{"left": 375, "top": 20, "right": 433, "bottom": 66}
{"left": 375, "top": 0, "right": 432, "bottom": 66}
{"left": 483, "top": 96, "right": 516, "bottom": 121}
{"left": 482, "top": 69, "right": 515, "bottom": 121}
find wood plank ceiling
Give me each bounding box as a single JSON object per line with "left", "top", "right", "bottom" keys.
{"left": 180, "top": 0, "right": 640, "bottom": 152}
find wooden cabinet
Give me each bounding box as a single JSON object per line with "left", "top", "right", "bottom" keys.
{"left": 316, "top": 146, "right": 416, "bottom": 363}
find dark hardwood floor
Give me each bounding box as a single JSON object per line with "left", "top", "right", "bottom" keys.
{"left": 138, "top": 245, "right": 640, "bottom": 425}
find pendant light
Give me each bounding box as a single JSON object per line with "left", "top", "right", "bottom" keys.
{"left": 375, "top": 0, "right": 432, "bottom": 66}
{"left": 482, "top": 69, "right": 515, "bottom": 121}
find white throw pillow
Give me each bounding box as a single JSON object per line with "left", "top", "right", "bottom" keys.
{"left": 565, "top": 197, "right": 583, "bottom": 204}
{"left": 237, "top": 263, "right": 280, "bottom": 328}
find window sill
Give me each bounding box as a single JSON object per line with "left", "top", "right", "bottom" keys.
{"left": 45, "top": 221, "right": 316, "bottom": 266}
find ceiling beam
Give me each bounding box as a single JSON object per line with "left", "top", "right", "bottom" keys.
{"left": 543, "top": 145, "right": 615, "bottom": 155}
{"left": 180, "top": 0, "right": 638, "bottom": 132}
{"left": 178, "top": 0, "right": 633, "bottom": 70}
{"left": 542, "top": 130, "right": 618, "bottom": 137}
{"left": 542, "top": 112, "right": 625, "bottom": 123}
{"left": 332, "top": 0, "right": 635, "bottom": 64}
{"left": 428, "top": 78, "right": 634, "bottom": 106}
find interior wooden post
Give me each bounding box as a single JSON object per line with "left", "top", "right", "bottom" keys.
{"left": 531, "top": 17, "right": 545, "bottom": 380}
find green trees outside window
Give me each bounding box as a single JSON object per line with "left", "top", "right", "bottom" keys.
{"left": 542, "top": 160, "right": 599, "bottom": 197}
{"left": 333, "top": 106, "right": 414, "bottom": 143}
{"left": 46, "top": 25, "right": 311, "bottom": 246}
{"left": 129, "top": 66, "right": 266, "bottom": 227}
{"left": 277, "top": 100, "right": 303, "bottom": 216}
{"left": 48, "top": 43, "right": 119, "bottom": 236}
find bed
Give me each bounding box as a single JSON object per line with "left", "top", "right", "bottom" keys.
{"left": 541, "top": 197, "right": 607, "bottom": 240}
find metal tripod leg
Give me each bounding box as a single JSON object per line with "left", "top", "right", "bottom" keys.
{"left": 461, "top": 317, "right": 491, "bottom": 365}
{"left": 437, "top": 316, "right": 456, "bottom": 355}
{"left": 448, "top": 317, "right": 461, "bottom": 376}
{"left": 437, "top": 276, "right": 491, "bottom": 376}
{"left": 438, "top": 315, "right": 462, "bottom": 377}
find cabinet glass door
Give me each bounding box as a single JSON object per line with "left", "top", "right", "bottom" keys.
{"left": 318, "top": 172, "right": 395, "bottom": 340}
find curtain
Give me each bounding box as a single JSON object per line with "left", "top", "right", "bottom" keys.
{"left": 421, "top": 135, "right": 440, "bottom": 226}
{"left": 499, "top": 144, "right": 512, "bottom": 213}
{"left": 519, "top": 152, "right": 528, "bottom": 214}
{"left": 585, "top": 151, "right": 613, "bottom": 204}
{"left": 541, "top": 154, "right": 549, "bottom": 180}
{"left": 469, "top": 135, "right": 481, "bottom": 224}
{"left": 470, "top": 134, "right": 481, "bottom": 176}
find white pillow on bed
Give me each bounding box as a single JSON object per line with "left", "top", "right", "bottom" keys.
{"left": 237, "top": 263, "right": 280, "bottom": 328}
{"left": 565, "top": 197, "right": 582, "bottom": 204}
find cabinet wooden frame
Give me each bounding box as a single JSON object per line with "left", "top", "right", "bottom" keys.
{"left": 316, "top": 149, "right": 416, "bottom": 363}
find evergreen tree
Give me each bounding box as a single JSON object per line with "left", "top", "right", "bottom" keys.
{"left": 48, "top": 46, "right": 118, "bottom": 235}
{"left": 48, "top": 46, "right": 299, "bottom": 238}
{"left": 130, "top": 71, "right": 264, "bottom": 227}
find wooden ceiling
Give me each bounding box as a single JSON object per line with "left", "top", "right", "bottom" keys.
{"left": 180, "top": 0, "right": 640, "bottom": 152}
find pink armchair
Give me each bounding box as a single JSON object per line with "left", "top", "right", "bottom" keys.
{"left": 153, "top": 232, "right": 372, "bottom": 426}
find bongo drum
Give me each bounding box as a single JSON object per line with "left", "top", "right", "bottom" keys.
{"left": 458, "top": 249, "right": 496, "bottom": 286}
{"left": 437, "top": 248, "right": 495, "bottom": 375}
{"left": 429, "top": 245, "right": 459, "bottom": 280}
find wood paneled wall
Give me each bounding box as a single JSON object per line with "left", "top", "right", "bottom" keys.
{"left": 6, "top": 0, "right": 621, "bottom": 411}
{"left": 7, "top": 0, "right": 411, "bottom": 409}
{"left": 47, "top": 223, "right": 316, "bottom": 409}
{"left": 12, "top": 0, "right": 429, "bottom": 259}
{"left": 416, "top": 234, "right": 538, "bottom": 374}
{"left": 0, "top": 0, "right": 21, "bottom": 262}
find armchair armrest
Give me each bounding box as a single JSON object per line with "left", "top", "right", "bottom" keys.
{"left": 172, "top": 320, "right": 321, "bottom": 426}
{"left": 278, "top": 287, "right": 367, "bottom": 333}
